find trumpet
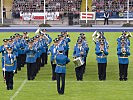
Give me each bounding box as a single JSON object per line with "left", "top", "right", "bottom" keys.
{"left": 121, "top": 47, "right": 126, "bottom": 54}
{"left": 29, "top": 44, "right": 33, "bottom": 50}
{"left": 126, "top": 32, "right": 133, "bottom": 38}
{"left": 92, "top": 30, "right": 100, "bottom": 43}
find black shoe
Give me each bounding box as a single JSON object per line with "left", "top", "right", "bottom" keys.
{"left": 102, "top": 78, "right": 106, "bottom": 81}
{"left": 7, "top": 87, "right": 10, "bottom": 90}
{"left": 15, "top": 71, "right": 17, "bottom": 74}
{"left": 10, "top": 86, "right": 13, "bottom": 90}
{"left": 119, "top": 78, "right": 123, "bottom": 81}
{"left": 99, "top": 78, "right": 103, "bottom": 81}
{"left": 41, "top": 64, "right": 44, "bottom": 67}
{"left": 52, "top": 78, "right": 56, "bottom": 81}
{"left": 124, "top": 78, "right": 128, "bottom": 81}
{"left": 18, "top": 68, "right": 21, "bottom": 71}
{"left": 59, "top": 91, "right": 64, "bottom": 95}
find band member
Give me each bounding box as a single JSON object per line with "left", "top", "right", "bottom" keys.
{"left": 34, "top": 35, "right": 42, "bottom": 72}
{"left": 23, "top": 32, "right": 29, "bottom": 38}
{"left": 14, "top": 33, "right": 21, "bottom": 71}
{"left": 41, "top": 29, "right": 52, "bottom": 64}
{"left": 58, "top": 34, "right": 67, "bottom": 54}
{"left": 8, "top": 38, "right": 18, "bottom": 73}
{"left": 117, "top": 31, "right": 131, "bottom": 47}
{"left": 55, "top": 47, "right": 70, "bottom": 95}
{"left": 62, "top": 31, "right": 71, "bottom": 57}
{"left": 73, "top": 39, "right": 86, "bottom": 81}
{"left": 48, "top": 38, "right": 59, "bottom": 80}
{"left": 3, "top": 46, "right": 16, "bottom": 90}
{"left": 25, "top": 39, "right": 37, "bottom": 80}
{"left": 19, "top": 35, "right": 27, "bottom": 67}
{"left": 39, "top": 33, "right": 47, "bottom": 67}
{"left": 95, "top": 41, "right": 108, "bottom": 81}
{"left": 78, "top": 33, "right": 89, "bottom": 73}
{"left": 117, "top": 43, "right": 130, "bottom": 81}
{"left": 0, "top": 39, "right": 8, "bottom": 79}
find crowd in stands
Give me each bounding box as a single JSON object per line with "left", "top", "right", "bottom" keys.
{"left": 11, "top": 0, "right": 133, "bottom": 19}
{"left": 92, "top": 0, "right": 133, "bottom": 18}
{"left": 12, "top": 0, "right": 82, "bottom": 18}
{"left": 92, "top": 0, "right": 133, "bottom": 12}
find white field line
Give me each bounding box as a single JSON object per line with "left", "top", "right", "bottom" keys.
{"left": 10, "top": 79, "right": 27, "bottom": 100}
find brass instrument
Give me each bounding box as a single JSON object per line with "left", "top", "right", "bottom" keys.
{"left": 121, "top": 47, "right": 126, "bottom": 55}
{"left": 35, "top": 28, "right": 41, "bottom": 34}
{"left": 92, "top": 30, "right": 100, "bottom": 43}
{"left": 126, "top": 32, "right": 133, "bottom": 39}
{"left": 44, "top": 34, "right": 49, "bottom": 40}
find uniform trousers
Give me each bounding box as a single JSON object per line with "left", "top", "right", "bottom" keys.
{"left": 104, "top": 18, "right": 109, "bottom": 25}
{"left": 98, "top": 63, "right": 107, "bottom": 80}
{"left": 75, "top": 64, "right": 84, "bottom": 81}
{"left": 44, "top": 48, "right": 48, "bottom": 64}
{"left": 56, "top": 73, "right": 65, "bottom": 94}
{"left": 5, "top": 71, "right": 14, "bottom": 90}
{"left": 119, "top": 64, "right": 128, "bottom": 80}
{"left": 17, "top": 56, "right": 21, "bottom": 71}
{"left": 27, "top": 63, "right": 36, "bottom": 80}
{"left": 20, "top": 54, "right": 26, "bottom": 67}
{"left": 51, "top": 61, "right": 56, "bottom": 80}
{"left": 41, "top": 53, "right": 45, "bottom": 67}
{"left": 83, "top": 57, "right": 86, "bottom": 74}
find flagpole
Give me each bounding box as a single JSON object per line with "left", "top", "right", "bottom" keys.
{"left": 44, "top": 0, "right": 46, "bottom": 24}
{"left": 86, "top": 0, "right": 88, "bottom": 23}
{"left": 127, "top": 0, "right": 129, "bottom": 23}
{"left": 1, "top": 0, "right": 4, "bottom": 24}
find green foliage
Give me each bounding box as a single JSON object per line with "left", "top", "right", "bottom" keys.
{"left": 39, "top": 23, "right": 51, "bottom": 27}
{"left": 0, "top": 24, "right": 10, "bottom": 27}
{"left": 122, "top": 23, "right": 133, "bottom": 27}
{"left": 80, "top": 23, "right": 92, "bottom": 27}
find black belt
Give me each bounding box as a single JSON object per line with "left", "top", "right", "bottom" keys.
{"left": 57, "top": 64, "right": 65, "bottom": 66}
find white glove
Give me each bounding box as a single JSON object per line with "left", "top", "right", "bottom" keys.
{"left": 13, "top": 70, "right": 16, "bottom": 73}
{"left": 2, "top": 68, "right": 5, "bottom": 71}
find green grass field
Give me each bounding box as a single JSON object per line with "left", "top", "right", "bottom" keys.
{"left": 0, "top": 32, "right": 133, "bottom": 100}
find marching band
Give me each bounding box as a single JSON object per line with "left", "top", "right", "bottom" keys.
{"left": 0, "top": 29, "right": 132, "bottom": 94}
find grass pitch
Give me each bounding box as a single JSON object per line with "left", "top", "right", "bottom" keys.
{"left": 0, "top": 32, "right": 133, "bottom": 100}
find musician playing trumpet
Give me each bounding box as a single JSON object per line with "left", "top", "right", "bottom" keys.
{"left": 73, "top": 39, "right": 86, "bottom": 81}
{"left": 95, "top": 41, "right": 108, "bottom": 81}
{"left": 48, "top": 38, "right": 59, "bottom": 81}
{"left": 117, "top": 43, "right": 130, "bottom": 81}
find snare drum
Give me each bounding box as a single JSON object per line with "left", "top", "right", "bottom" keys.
{"left": 73, "top": 57, "right": 84, "bottom": 67}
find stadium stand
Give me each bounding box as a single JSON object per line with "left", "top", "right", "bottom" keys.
{"left": 92, "top": 0, "right": 133, "bottom": 18}
{"left": 12, "top": 0, "right": 82, "bottom": 18}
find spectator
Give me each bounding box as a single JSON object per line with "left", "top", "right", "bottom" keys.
{"left": 3, "top": 7, "right": 6, "bottom": 19}
{"left": 104, "top": 11, "right": 109, "bottom": 25}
